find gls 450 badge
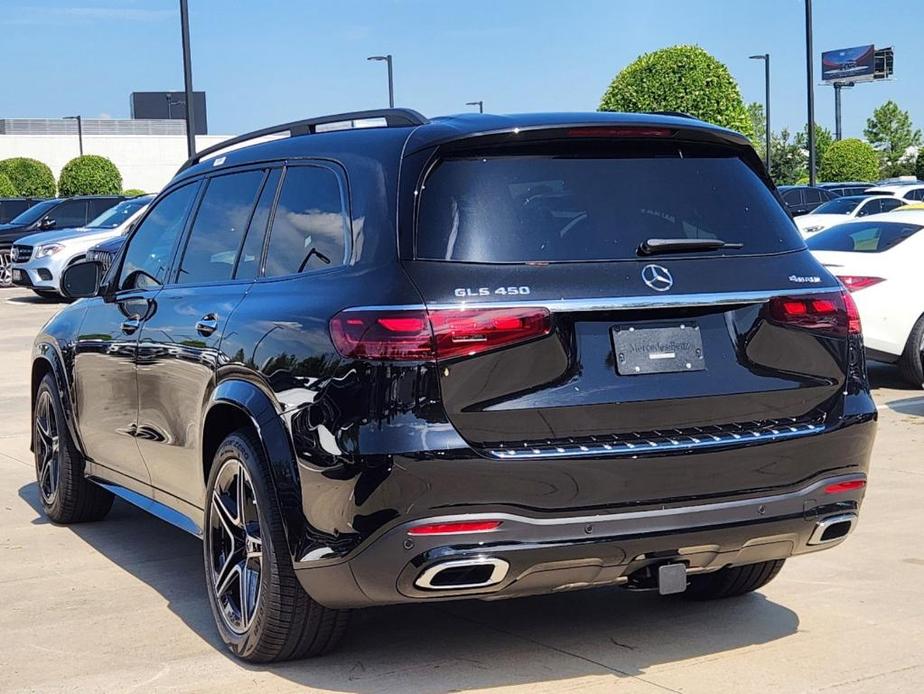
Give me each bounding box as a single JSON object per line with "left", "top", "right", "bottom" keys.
{"left": 454, "top": 286, "right": 531, "bottom": 297}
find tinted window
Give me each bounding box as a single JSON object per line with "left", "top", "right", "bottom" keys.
{"left": 236, "top": 169, "right": 281, "bottom": 280}
{"left": 176, "top": 171, "right": 263, "bottom": 284}
{"left": 880, "top": 198, "right": 905, "bottom": 212}
{"left": 803, "top": 189, "right": 822, "bottom": 204}
{"left": 781, "top": 189, "right": 802, "bottom": 205}
{"left": 910, "top": 189, "right": 924, "bottom": 201}
{"left": 52, "top": 200, "right": 88, "bottom": 228}
{"left": 807, "top": 221, "right": 922, "bottom": 253}
{"left": 119, "top": 183, "right": 198, "bottom": 290}
{"left": 88, "top": 198, "right": 119, "bottom": 218}
{"left": 814, "top": 197, "right": 861, "bottom": 215}
{"left": 87, "top": 198, "right": 152, "bottom": 229}
{"left": 417, "top": 149, "right": 802, "bottom": 262}
{"left": 264, "top": 166, "right": 348, "bottom": 276}
{"left": 8, "top": 200, "right": 57, "bottom": 225}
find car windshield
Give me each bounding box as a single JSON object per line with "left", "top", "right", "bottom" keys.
{"left": 806, "top": 220, "right": 922, "bottom": 253}
{"left": 812, "top": 197, "right": 862, "bottom": 215}
{"left": 417, "top": 143, "right": 802, "bottom": 262}
{"left": 7, "top": 200, "right": 58, "bottom": 226}
{"left": 86, "top": 198, "right": 150, "bottom": 229}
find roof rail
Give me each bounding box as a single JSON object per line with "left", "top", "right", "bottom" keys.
{"left": 177, "top": 108, "right": 429, "bottom": 173}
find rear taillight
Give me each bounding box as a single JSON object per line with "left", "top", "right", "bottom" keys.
{"left": 837, "top": 275, "right": 884, "bottom": 292}
{"left": 329, "top": 307, "right": 551, "bottom": 361}
{"left": 566, "top": 126, "right": 674, "bottom": 138}
{"left": 767, "top": 290, "right": 860, "bottom": 337}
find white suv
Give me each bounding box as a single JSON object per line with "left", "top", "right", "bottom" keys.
{"left": 11, "top": 195, "right": 154, "bottom": 298}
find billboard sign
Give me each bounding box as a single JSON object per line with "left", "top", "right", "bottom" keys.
{"left": 822, "top": 45, "right": 876, "bottom": 83}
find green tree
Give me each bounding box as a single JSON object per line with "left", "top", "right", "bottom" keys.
{"left": 0, "top": 157, "right": 56, "bottom": 197}
{"left": 0, "top": 172, "right": 17, "bottom": 197}
{"left": 795, "top": 123, "right": 834, "bottom": 167}
{"left": 768, "top": 128, "right": 806, "bottom": 185}
{"left": 599, "top": 45, "right": 753, "bottom": 138}
{"left": 916, "top": 150, "right": 924, "bottom": 180}
{"left": 747, "top": 102, "right": 766, "bottom": 160}
{"left": 122, "top": 188, "right": 147, "bottom": 197}
{"left": 864, "top": 100, "right": 922, "bottom": 178}
{"left": 57, "top": 155, "right": 122, "bottom": 196}
{"left": 818, "top": 138, "right": 880, "bottom": 182}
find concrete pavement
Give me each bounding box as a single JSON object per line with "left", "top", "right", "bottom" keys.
{"left": 1, "top": 286, "right": 922, "bottom": 693}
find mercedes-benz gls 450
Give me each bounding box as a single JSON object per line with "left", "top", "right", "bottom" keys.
{"left": 32, "top": 110, "right": 876, "bottom": 662}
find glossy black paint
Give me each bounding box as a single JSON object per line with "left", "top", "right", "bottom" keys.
{"left": 31, "top": 111, "right": 877, "bottom": 609}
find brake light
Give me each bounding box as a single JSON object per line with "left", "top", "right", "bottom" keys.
{"left": 407, "top": 520, "right": 502, "bottom": 536}
{"left": 767, "top": 290, "right": 860, "bottom": 336}
{"left": 329, "top": 307, "right": 551, "bottom": 361}
{"left": 837, "top": 275, "right": 884, "bottom": 292}
{"left": 824, "top": 479, "right": 866, "bottom": 494}
{"left": 566, "top": 126, "right": 673, "bottom": 138}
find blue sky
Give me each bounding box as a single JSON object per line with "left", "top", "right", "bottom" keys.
{"left": 2, "top": 0, "right": 920, "bottom": 140}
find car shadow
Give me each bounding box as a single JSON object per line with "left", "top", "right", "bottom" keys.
{"left": 5, "top": 294, "right": 63, "bottom": 304}
{"left": 18, "top": 481, "right": 799, "bottom": 691}
{"left": 868, "top": 362, "right": 920, "bottom": 392}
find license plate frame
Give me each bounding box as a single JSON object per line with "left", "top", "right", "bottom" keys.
{"left": 11, "top": 269, "right": 23, "bottom": 282}
{"left": 612, "top": 323, "right": 706, "bottom": 376}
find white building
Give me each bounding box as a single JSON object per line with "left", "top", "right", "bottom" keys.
{"left": 0, "top": 119, "right": 230, "bottom": 194}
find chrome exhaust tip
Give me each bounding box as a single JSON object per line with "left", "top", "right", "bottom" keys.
{"left": 808, "top": 513, "right": 857, "bottom": 545}
{"left": 414, "top": 557, "right": 509, "bottom": 590}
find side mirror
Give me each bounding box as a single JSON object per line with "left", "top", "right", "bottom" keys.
{"left": 61, "top": 261, "right": 103, "bottom": 299}
{"left": 39, "top": 217, "right": 56, "bottom": 230}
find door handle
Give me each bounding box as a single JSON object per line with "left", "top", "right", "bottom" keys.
{"left": 195, "top": 313, "right": 219, "bottom": 337}
{"left": 121, "top": 317, "right": 140, "bottom": 335}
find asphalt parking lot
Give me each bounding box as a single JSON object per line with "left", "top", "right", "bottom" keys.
{"left": 1, "top": 286, "right": 922, "bottom": 693}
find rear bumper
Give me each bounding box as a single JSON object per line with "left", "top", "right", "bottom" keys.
{"left": 295, "top": 472, "right": 867, "bottom": 608}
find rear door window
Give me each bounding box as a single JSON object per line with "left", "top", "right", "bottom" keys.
{"left": 263, "top": 165, "right": 349, "bottom": 277}
{"left": 782, "top": 190, "right": 803, "bottom": 205}
{"left": 807, "top": 221, "right": 922, "bottom": 253}
{"left": 235, "top": 168, "right": 281, "bottom": 280}
{"left": 880, "top": 198, "right": 904, "bottom": 212}
{"left": 417, "top": 147, "right": 802, "bottom": 262}
{"left": 176, "top": 170, "right": 264, "bottom": 284}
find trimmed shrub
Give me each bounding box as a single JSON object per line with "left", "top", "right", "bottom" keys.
{"left": 0, "top": 157, "right": 56, "bottom": 197}
{"left": 818, "top": 139, "right": 880, "bottom": 183}
{"left": 122, "top": 188, "right": 147, "bottom": 197}
{"left": 599, "top": 45, "right": 754, "bottom": 138}
{"left": 0, "top": 172, "right": 17, "bottom": 197}
{"left": 58, "top": 155, "right": 122, "bottom": 196}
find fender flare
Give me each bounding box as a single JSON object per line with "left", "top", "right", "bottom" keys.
{"left": 204, "top": 379, "right": 307, "bottom": 556}
{"left": 32, "top": 341, "right": 86, "bottom": 456}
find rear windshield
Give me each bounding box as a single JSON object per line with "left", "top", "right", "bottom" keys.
{"left": 813, "top": 197, "right": 862, "bottom": 214}
{"left": 416, "top": 147, "right": 802, "bottom": 262}
{"left": 806, "top": 220, "right": 921, "bottom": 253}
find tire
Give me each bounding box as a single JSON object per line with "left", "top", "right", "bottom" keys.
{"left": 203, "top": 430, "right": 350, "bottom": 662}
{"left": 0, "top": 249, "right": 11, "bottom": 287}
{"left": 898, "top": 315, "right": 924, "bottom": 388}
{"left": 682, "top": 559, "right": 785, "bottom": 600}
{"left": 33, "top": 374, "right": 114, "bottom": 523}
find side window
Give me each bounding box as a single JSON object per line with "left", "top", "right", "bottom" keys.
{"left": 782, "top": 190, "right": 802, "bottom": 205}
{"left": 881, "top": 198, "right": 904, "bottom": 212}
{"left": 118, "top": 183, "right": 198, "bottom": 291}
{"left": 176, "top": 171, "right": 264, "bottom": 284}
{"left": 857, "top": 200, "right": 877, "bottom": 217}
{"left": 52, "top": 200, "right": 88, "bottom": 228}
{"left": 803, "top": 189, "right": 822, "bottom": 204}
{"left": 912, "top": 189, "right": 924, "bottom": 201}
{"left": 235, "top": 169, "right": 281, "bottom": 280}
{"left": 89, "top": 198, "right": 117, "bottom": 218}
{"left": 264, "top": 166, "right": 349, "bottom": 277}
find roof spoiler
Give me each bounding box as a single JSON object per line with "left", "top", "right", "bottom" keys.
{"left": 177, "top": 108, "right": 428, "bottom": 173}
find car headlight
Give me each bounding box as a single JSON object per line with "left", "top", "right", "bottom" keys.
{"left": 35, "top": 243, "right": 64, "bottom": 258}
{"left": 803, "top": 225, "right": 825, "bottom": 234}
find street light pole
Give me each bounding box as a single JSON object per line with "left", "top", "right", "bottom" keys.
{"left": 749, "top": 54, "right": 770, "bottom": 171}
{"left": 367, "top": 55, "right": 394, "bottom": 108}
{"left": 805, "top": 0, "right": 816, "bottom": 186}
{"left": 64, "top": 115, "right": 83, "bottom": 155}
{"left": 466, "top": 100, "right": 484, "bottom": 113}
{"left": 179, "top": 0, "right": 196, "bottom": 157}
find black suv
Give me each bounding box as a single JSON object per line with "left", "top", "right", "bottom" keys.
{"left": 0, "top": 196, "right": 123, "bottom": 286}
{"left": 777, "top": 185, "right": 834, "bottom": 216}
{"left": 34, "top": 110, "right": 876, "bottom": 662}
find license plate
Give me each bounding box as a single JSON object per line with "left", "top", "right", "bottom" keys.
{"left": 612, "top": 323, "right": 706, "bottom": 375}
{"left": 11, "top": 269, "right": 23, "bottom": 281}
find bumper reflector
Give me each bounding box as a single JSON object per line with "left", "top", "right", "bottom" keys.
{"left": 408, "top": 520, "right": 502, "bottom": 536}
{"left": 823, "top": 479, "right": 866, "bottom": 494}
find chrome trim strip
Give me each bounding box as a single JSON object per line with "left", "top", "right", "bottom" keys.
{"left": 343, "top": 286, "right": 841, "bottom": 314}
{"left": 414, "top": 557, "right": 509, "bottom": 590}
{"left": 488, "top": 422, "right": 825, "bottom": 460}
{"left": 808, "top": 513, "right": 857, "bottom": 545}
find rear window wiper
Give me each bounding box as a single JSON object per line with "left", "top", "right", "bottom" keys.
{"left": 637, "top": 238, "right": 744, "bottom": 256}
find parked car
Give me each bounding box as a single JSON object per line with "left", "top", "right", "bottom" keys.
{"left": 807, "top": 210, "right": 924, "bottom": 386}
{"left": 777, "top": 185, "right": 835, "bottom": 216}
{"left": 864, "top": 184, "right": 924, "bottom": 202}
{"left": 0, "top": 197, "right": 44, "bottom": 224}
{"left": 795, "top": 195, "right": 906, "bottom": 236}
{"left": 0, "top": 196, "right": 123, "bottom": 287}
{"left": 816, "top": 182, "right": 872, "bottom": 198}
{"left": 85, "top": 233, "right": 124, "bottom": 272}
{"left": 35, "top": 109, "right": 875, "bottom": 662}
{"left": 11, "top": 195, "right": 154, "bottom": 298}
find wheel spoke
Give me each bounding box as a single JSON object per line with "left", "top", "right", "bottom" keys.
{"left": 236, "top": 465, "right": 247, "bottom": 527}
{"left": 215, "top": 561, "right": 242, "bottom": 601}
{"left": 245, "top": 534, "right": 262, "bottom": 561}
{"left": 212, "top": 489, "right": 242, "bottom": 535}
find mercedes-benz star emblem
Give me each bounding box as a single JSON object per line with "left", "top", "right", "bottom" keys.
{"left": 641, "top": 264, "right": 673, "bottom": 292}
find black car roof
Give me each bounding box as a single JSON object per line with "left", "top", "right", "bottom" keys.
{"left": 174, "top": 109, "right": 753, "bottom": 184}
